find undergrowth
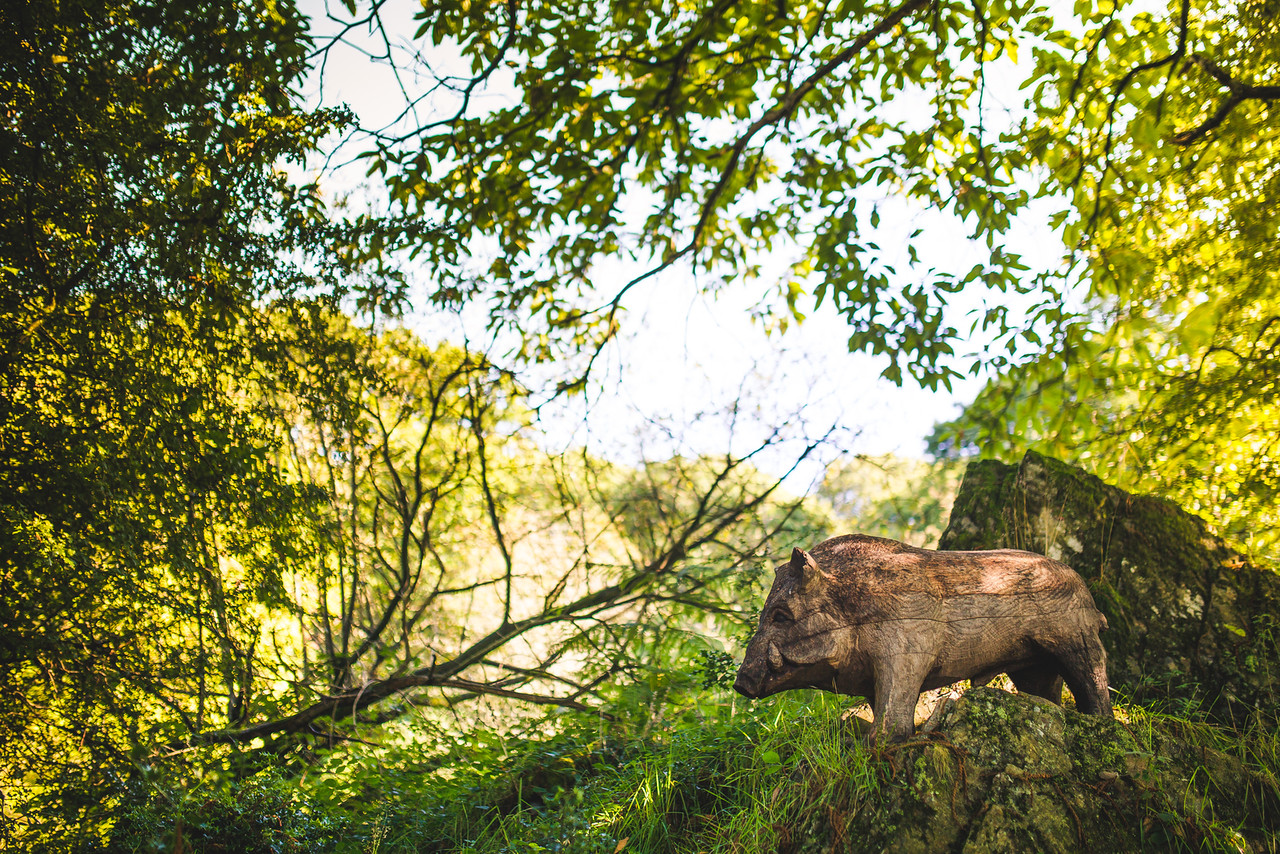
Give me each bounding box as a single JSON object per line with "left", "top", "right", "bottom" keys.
{"left": 108, "top": 690, "right": 1280, "bottom": 854}
{"left": 307, "top": 692, "right": 881, "bottom": 854}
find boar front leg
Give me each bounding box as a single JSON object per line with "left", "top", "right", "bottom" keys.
{"left": 870, "top": 654, "right": 931, "bottom": 743}
{"left": 1057, "top": 638, "right": 1113, "bottom": 717}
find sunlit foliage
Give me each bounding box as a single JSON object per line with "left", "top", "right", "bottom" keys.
{"left": 338, "top": 0, "right": 1280, "bottom": 550}
{"left": 932, "top": 0, "right": 1280, "bottom": 556}
{"left": 0, "top": 0, "right": 349, "bottom": 845}
{"left": 7, "top": 0, "right": 1280, "bottom": 848}
{"left": 354, "top": 0, "right": 1067, "bottom": 388}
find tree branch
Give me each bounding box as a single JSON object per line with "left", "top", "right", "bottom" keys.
{"left": 1172, "top": 54, "right": 1280, "bottom": 145}
{"left": 556, "top": 0, "right": 932, "bottom": 390}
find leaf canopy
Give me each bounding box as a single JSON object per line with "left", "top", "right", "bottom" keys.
{"left": 932, "top": 0, "right": 1280, "bottom": 554}
{"left": 361, "top": 0, "right": 1070, "bottom": 388}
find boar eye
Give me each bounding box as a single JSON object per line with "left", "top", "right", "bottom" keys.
{"left": 771, "top": 609, "right": 794, "bottom": 624}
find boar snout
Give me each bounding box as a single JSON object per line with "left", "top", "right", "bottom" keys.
{"left": 732, "top": 670, "right": 760, "bottom": 698}
{"left": 734, "top": 643, "right": 773, "bottom": 698}
{"left": 734, "top": 637, "right": 786, "bottom": 698}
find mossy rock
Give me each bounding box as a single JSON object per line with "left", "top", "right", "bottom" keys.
{"left": 939, "top": 451, "right": 1280, "bottom": 723}
{"left": 818, "top": 689, "right": 1279, "bottom": 854}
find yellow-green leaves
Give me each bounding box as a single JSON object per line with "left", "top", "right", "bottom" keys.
{"left": 945, "top": 0, "right": 1280, "bottom": 559}
{"left": 362, "top": 0, "right": 1087, "bottom": 389}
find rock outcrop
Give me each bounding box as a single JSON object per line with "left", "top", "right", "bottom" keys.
{"left": 939, "top": 451, "right": 1280, "bottom": 723}
{"left": 803, "top": 687, "right": 1278, "bottom": 854}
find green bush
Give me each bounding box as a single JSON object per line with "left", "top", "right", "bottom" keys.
{"left": 109, "top": 767, "right": 345, "bottom": 854}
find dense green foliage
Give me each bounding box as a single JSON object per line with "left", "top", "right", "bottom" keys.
{"left": 111, "top": 767, "right": 343, "bottom": 854}
{"left": 928, "top": 0, "right": 1280, "bottom": 555}
{"left": 1, "top": 0, "right": 355, "bottom": 844}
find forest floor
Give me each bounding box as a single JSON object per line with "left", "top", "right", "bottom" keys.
{"left": 112, "top": 686, "right": 1280, "bottom": 854}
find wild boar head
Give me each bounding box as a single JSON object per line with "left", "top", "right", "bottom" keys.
{"left": 733, "top": 546, "right": 849, "bottom": 699}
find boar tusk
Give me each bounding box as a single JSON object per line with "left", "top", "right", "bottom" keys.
{"left": 768, "top": 642, "right": 783, "bottom": 671}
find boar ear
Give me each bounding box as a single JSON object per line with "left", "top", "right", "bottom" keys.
{"left": 790, "top": 547, "right": 826, "bottom": 591}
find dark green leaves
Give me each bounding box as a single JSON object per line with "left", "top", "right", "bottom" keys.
{"left": 0, "top": 0, "right": 347, "bottom": 845}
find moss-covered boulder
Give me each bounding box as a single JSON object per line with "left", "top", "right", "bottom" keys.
{"left": 939, "top": 451, "right": 1280, "bottom": 723}
{"left": 824, "top": 688, "right": 1278, "bottom": 854}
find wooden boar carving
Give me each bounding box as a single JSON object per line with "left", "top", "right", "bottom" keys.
{"left": 733, "top": 534, "right": 1112, "bottom": 741}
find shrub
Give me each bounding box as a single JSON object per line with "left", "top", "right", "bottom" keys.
{"left": 109, "top": 767, "right": 344, "bottom": 854}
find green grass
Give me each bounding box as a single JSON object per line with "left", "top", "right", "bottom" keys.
{"left": 604, "top": 694, "right": 880, "bottom": 854}
{"left": 109, "top": 690, "right": 1280, "bottom": 854}
{"left": 352, "top": 693, "right": 881, "bottom": 854}
{"left": 1113, "top": 703, "right": 1280, "bottom": 852}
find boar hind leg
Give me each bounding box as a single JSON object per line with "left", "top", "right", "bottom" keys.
{"left": 1044, "top": 636, "right": 1113, "bottom": 718}
{"left": 1008, "top": 663, "right": 1064, "bottom": 705}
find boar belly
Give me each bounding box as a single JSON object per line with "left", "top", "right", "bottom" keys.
{"left": 833, "top": 663, "right": 876, "bottom": 699}
{"left": 924, "top": 619, "right": 1041, "bottom": 687}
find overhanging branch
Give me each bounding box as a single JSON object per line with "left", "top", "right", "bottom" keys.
{"left": 561, "top": 0, "right": 933, "bottom": 390}
{"left": 1173, "top": 54, "right": 1280, "bottom": 145}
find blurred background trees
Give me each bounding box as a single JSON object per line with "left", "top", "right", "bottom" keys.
{"left": 817, "top": 454, "right": 963, "bottom": 546}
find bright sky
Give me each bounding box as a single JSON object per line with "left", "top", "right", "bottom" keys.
{"left": 298, "top": 0, "right": 1070, "bottom": 486}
